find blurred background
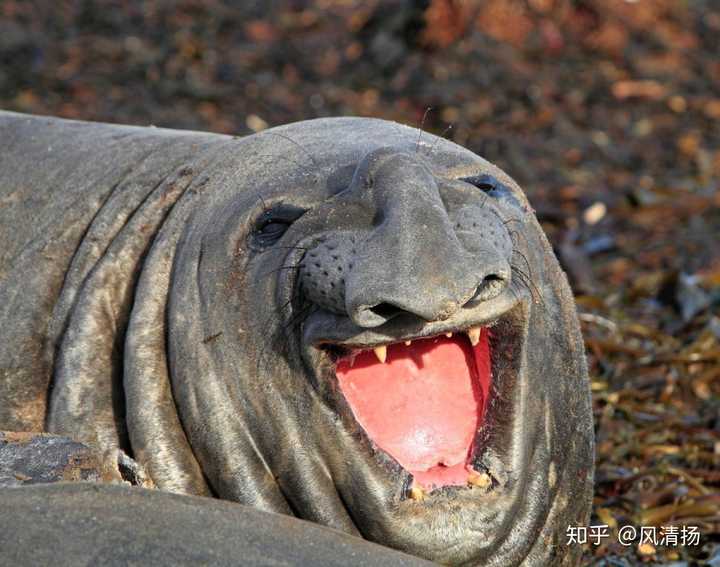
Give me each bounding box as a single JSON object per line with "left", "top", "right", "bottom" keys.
{"left": 1, "top": 0, "right": 719, "bottom": 564}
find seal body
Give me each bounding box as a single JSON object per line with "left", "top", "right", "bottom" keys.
{"left": 0, "top": 111, "right": 594, "bottom": 565}
{"left": 0, "top": 483, "right": 432, "bottom": 566}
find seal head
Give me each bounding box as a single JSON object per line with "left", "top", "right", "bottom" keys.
{"left": 152, "top": 119, "right": 593, "bottom": 564}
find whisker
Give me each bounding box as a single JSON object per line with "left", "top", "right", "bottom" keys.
{"left": 428, "top": 124, "right": 454, "bottom": 155}
{"left": 502, "top": 217, "right": 524, "bottom": 227}
{"left": 510, "top": 270, "right": 532, "bottom": 300}
{"left": 267, "top": 302, "right": 316, "bottom": 365}
{"left": 255, "top": 291, "right": 305, "bottom": 375}
{"left": 285, "top": 304, "right": 317, "bottom": 336}
{"left": 511, "top": 264, "right": 545, "bottom": 308}
{"left": 507, "top": 229, "right": 529, "bottom": 244}
{"left": 511, "top": 249, "right": 533, "bottom": 280}
{"left": 264, "top": 132, "right": 321, "bottom": 172}
{"left": 258, "top": 264, "right": 302, "bottom": 279}
{"left": 255, "top": 154, "right": 315, "bottom": 178}
{"left": 254, "top": 191, "right": 268, "bottom": 212}
{"left": 415, "top": 107, "right": 433, "bottom": 153}
{"left": 246, "top": 245, "right": 309, "bottom": 268}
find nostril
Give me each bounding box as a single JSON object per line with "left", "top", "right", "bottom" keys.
{"left": 351, "top": 301, "right": 407, "bottom": 328}
{"left": 368, "top": 302, "right": 405, "bottom": 320}
{"left": 467, "top": 273, "right": 508, "bottom": 305}
{"left": 482, "top": 273, "right": 504, "bottom": 285}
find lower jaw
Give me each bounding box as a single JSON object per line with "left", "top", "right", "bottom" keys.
{"left": 370, "top": 441, "right": 551, "bottom": 567}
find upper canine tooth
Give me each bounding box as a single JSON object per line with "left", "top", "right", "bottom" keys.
{"left": 467, "top": 327, "right": 481, "bottom": 346}
{"left": 374, "top": 345, "right": 387, "bottom": 364}
{"left": 409, "top": 484, "right": 426, "bottom": 501}
{"left": 445, "top": 332, "right": 453, "bottom": 338}
{"left": 468, "top": 471, "right": 492, "bottom": 489}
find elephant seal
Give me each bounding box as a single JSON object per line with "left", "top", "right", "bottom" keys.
{"left": 0, "top": 483, "right": 433, "bottom": 566}
{"left": 0, "top": 111, "right": 593, "bottom": 565}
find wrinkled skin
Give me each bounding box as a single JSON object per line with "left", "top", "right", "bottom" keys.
{"left": 0, "top": 111, "right": 594, "bottom": 566}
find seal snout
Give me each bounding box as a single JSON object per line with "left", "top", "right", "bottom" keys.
{"left": 299, "top": 148, "right": 512, "bottom": 329}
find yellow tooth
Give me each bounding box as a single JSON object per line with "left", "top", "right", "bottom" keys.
{"left": 445, "top": 332, "right": 453, "bottom": 338}
{"left": 374, "top": 345, "right": 387, "bottom": 364}
{"left": 409, "top": 485, "right": 426, "bottom": 501}
{"left": 404, "top": 340, "right": 412, "bottom": 346}
{"left": 468, "top": 471, "right": 492, "bottom": 489}
{"left": 467, "top": 327, "right": 481, "bottom": 346}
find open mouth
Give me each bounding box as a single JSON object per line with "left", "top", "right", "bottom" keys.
{"left": 299, "top": 288, "right": 526, "bottom": 501}
{"left": 334, "top": 329, "right": 492, "bottom": 491}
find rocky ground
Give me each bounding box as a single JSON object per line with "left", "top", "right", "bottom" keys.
{"left": 1, "top": 1, "right": 719, "bottom": 564}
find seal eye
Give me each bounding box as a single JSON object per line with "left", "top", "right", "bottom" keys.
{"left": 252, "top": 204, "right": 306, "bottom": 247}
{"left": 461, "top": 174, "right": 501, "bottom": 194}
{"left": 259, "top": 220, "right": 290, "bottom": 236}
{"left": 459, "top": 174, "right": 523, "bottom": 210}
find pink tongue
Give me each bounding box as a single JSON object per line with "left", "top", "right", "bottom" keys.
{"left": 336, "top": 332, "right": 491, "bottom": 488}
